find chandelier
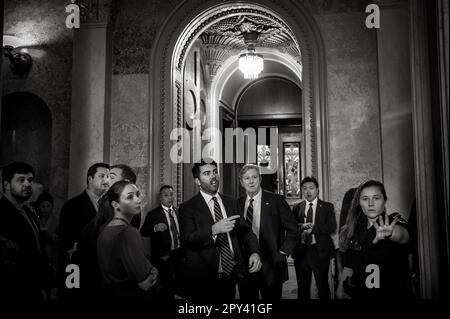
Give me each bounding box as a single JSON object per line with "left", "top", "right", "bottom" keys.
{"left": 239, "top": 49, "right": 263, "bottom": 79}
{"left": 238, "top": 31, "right": 264, "bottom": 79}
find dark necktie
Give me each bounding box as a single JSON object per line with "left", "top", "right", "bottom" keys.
{"left": 212, "top": 196, "right": 234, "bottom": 275}
{"left": 168, "top": 208, "right": 179, "bottom": 249}
{"left": 306, "top": 202, "right": 313, "bottom": 245}
{"left": 246, "top": 198, "right": 254, "bottom": 226}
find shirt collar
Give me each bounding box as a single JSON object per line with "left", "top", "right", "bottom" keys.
{"left": 161, "top": 204, "right": 173, "bottom": 211}
{"left": 200, "top": 189, "right": 220, "bottom": 204}
{"left": 246, "top": 188, "right": 262, "bottom": 203}
{"left": 306, "top": 197, "right": 318, "bottom": 207}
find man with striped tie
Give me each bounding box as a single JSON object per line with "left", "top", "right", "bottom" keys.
{"left": 238, "top": 164, "right": 299, "bottom": 299}
{"left": 179, "top": 160, "right": 261, "bottom": 299}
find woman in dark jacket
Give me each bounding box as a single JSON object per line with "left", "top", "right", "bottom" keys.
{"left": 337, "top": 180, "right": 410, "bottom": 299}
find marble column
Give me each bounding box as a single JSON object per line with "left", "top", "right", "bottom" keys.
{"left": 68, "top": 19, "right": 112, "bottom": 197}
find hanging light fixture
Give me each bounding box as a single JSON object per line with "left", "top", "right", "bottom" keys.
{"left": 238, "top": 31, "right": 264, "bottom": 79}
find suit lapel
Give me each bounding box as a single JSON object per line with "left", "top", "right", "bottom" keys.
{"left": 2, "top": 197, "right": 41, "bottom": 253}
{"left": 299, "top": 201, "right": 306, "bottom": 221}
{"left": 194, "top": 193, "right": 215, "bottom": 226}
{"left": 315, "top": 199, "right": 323, "bottom": 223}
{"left": 221, "top": 195, "right": 231, "bottom": 217}
{"left": 260, "top": 191, "right": 270, "bottom": 235}
{"left": 82, "top": 191, "right": 97, "bottom": 217}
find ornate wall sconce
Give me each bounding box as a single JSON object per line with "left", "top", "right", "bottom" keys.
{"left": 4, "top": 45, "right": 32, "bottom": 75}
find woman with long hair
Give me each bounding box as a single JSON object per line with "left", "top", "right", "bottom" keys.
{"left": 97, "top": 180, "right": 158, "bottom": 298}
{"left": 337, "top": 180, "right": 410, "bottom": 299}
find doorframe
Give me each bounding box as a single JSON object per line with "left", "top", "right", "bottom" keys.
{"left": 147, "top": 0, "right": 330, "bottom": 206}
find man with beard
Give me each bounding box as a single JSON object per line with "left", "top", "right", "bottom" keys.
{"left": 58, "top": 162, "right": 110, "bottom": 298}
{"left": 0, "top": 162, "right": 49, "bottom": 298}
{"left": 179, "top": 160, "right": 262, "bottom": 299}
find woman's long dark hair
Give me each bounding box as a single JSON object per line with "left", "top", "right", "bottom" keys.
{"left": 339, "top": 180, "right": 387, "bottom": 252}
{"left": 94, "top": 180, "right": 133, "bottom": 237}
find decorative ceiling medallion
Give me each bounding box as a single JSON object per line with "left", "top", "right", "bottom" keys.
{"left": 221, "top": 15, "right": 280, "bottom": 35}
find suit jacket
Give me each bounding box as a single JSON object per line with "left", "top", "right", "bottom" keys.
{"left": 179, "top": 193, "right": 259, "bottom": 281}
{"left": 239, "top": 190, "right": 300, "bottom": 285}
{"left": 0, "top": 196, "right": 48, "bottom": 297}
{"left": 292, "top": 199, "right": 337, "bottom": 260}
{"left": 141, "top": 205, "right": 180, "bottom": 261}
{"left": 59, "top": 191, "right": 97, "bottom": 253}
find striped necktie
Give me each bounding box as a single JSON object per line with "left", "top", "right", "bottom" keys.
{"left": 167, "top": 208, "right": 179, "bottom": 249}
{"left": 212, "top": 196, "right": 234, "bottom": 275}
{"left": 246, "top": 198, "right": 254, "bottom": 226}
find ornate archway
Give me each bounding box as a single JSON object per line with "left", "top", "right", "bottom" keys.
{"left": 148, "top": 0, "right": 329, "bottom": 204}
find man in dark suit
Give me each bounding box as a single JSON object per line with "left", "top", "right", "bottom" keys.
{"left": 292, "top": 176, "right": 337, "bottom": 299}
{"left": 141, "top": 185, "right": 182, "bottom": 298}
{"left": 0, "top": 162, "right": 49, "bottom": 298}
{"left": 238, "top": 164, "right": 299, "bottom": 299}
{"left": 58, "top": 162, "right": 110, "bottom": 297}
{"left": 179, "top": 160, "right": 262, "bottom": 300}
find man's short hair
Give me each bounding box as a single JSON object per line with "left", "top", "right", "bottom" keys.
{"left": 159, "top": 185, "right": 173, "bottom": 193}
{"left": 191, "top": 159, "right": 217, "bottom": 179}
{"left": 2, "top": 162, "right": 35, "bottom": 192}
{"left": 239, "top": 164, "right": 260, "bottom": 180}
{"left": 86, "top": 163, "right": 110, "bottom": 185}
{"left": 300, "top": 176, "right": 319, "bottom": 188}
{"left": 111, "top": 164, "right": 137, "bottom": 184}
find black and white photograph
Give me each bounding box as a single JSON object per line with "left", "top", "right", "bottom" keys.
{"left": 0, "top": 0, "right": 448, "bottom": 314}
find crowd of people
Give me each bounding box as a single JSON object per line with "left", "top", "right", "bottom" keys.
{"left": 0, "top": 160, "right": 415, "bottom": 300}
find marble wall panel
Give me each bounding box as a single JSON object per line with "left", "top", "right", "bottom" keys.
{"left": 110, "top": 73, "right": 150, "bottom": 207}
{"left": 316, "top": 12, "right": 382, "bottom": 216}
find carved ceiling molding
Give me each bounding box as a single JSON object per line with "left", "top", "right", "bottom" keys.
{"left": 174, "top": 6, "right": 301, "bottom": 71}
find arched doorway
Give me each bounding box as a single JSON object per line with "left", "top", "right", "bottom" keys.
{"left": 0, "top": 92, "right": 52, "bottom": 196}
{"left": 148, "top": 0, "right": 328, "bottom": 205}
{"left": 232, "top": 76, "right": 302, "bottom": 203}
